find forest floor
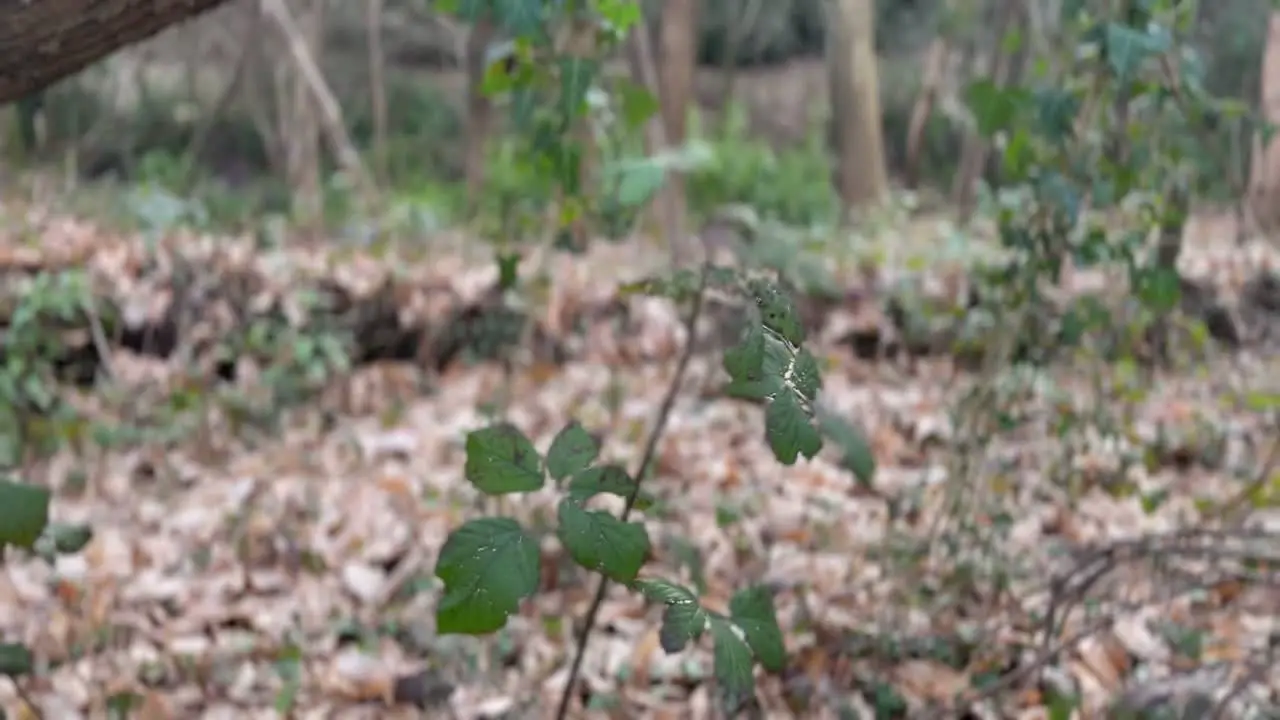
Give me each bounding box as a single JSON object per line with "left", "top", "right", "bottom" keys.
{"left": 0, "top": 203, "right": 1277, "bottom": 719}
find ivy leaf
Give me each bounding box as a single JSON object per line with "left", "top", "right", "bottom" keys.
{"left": 815, "top": 406, "right": 876, "bottom": 487}
{"left": 791, "top": 348, "right": 822, "bottom": 401}
{"left": 547, "top": 421, "right": 600, "bottom": 481}
{"left": 633, "top": 578, "right": 708, "bottom": 652}
{"left": 557, "top": 499, "right": 650, "bottom": 582}
{"left": 567, "top": 464, "right": 635, "bottom": 501}
{"left": 709, "top": 616, "right": 756, "bottom": 714}
{"left": 729, "top": 586, "right": 786, "bottom": 672}
{"left": 434, "top": 517, "right": 540, "bottom": 635}
{"left": 765, "top": 392, "right": 822, "bottom": 465}
{"left": 465, "top": 423, "right": 544, "bottom": 495}
{"left": 0, "top": 479, "right": 50, "bottom": 550}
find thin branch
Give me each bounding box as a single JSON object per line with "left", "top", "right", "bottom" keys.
{"left": 259, "top": 0, "right": 378, "bottom": 207}
{"left": 554, "top": 263, "right": 711, "bottom": 720}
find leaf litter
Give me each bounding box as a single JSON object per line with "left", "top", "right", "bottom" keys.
{"left": 0, "top": 210, "right": 1276, "bottom": 718}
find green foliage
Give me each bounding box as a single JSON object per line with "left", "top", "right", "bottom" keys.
{"left": 435, "top": 517, "right": 541, "bottom": 634}
{"left": 961, "top": 0, "right": 1242, "bottom": 363}
{"left": 687, "top": 106, "right": 836, "bottom": 226}
{"left": 0, "top": 478, "right": 50, "bottom": 551}
{"left": 425, "top": 3, "right": 874, "bottom": 713}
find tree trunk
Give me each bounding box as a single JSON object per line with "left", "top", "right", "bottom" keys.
{"left": 1249, "top": 12, "right": 1280, "bottom": 236}
{"left": 903, "top": 37, "right": 947, "bottom": 189}
{"left": 463, "top": 15, "right": 496, "bottom": 215}
{"left": 0, "top": 0, "right": 237, "bottom": 105}
{"left": 827, "top": 0, "right": 890, "bottom": 218}
{"left": 658, "top": 0, "right": 698, "bottom": 264}
{"left": 952, "top": 0, "right": 1021, "bottom": 222}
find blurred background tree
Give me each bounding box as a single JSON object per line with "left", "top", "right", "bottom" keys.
{"left": 0, "top": 0, "right": 1271, "bottom": 234}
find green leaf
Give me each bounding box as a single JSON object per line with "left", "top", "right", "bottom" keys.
{"left": 567, "top": 464, "right": 635, "bottom": 501}
{"left": 747, "top": 279, "right": 804, "bottom": 345}
{"left": 1133, "top": 266, "right": 1182, "bottom": 314}
{"left": 815, "top": 407, "right": 876, "bottom": 486}
{"left": 723, "top": 322, "right": 765, "bottom": 381}
{"left": 709, "top": 616, "right": 756, "bottom": 714}
{"left": 613, "top": 80, "right": 660, "bottom": 128}
{"left": 547, "top": 421, "right": 600, "bottom": 481}
{"left": 496, "top": 251, "right": 520, "bottom": 291}
{"left": 557, "top": 498, "right": 650, "bottom": 583}
{"left": 46, "top": 522, "right": 93, "bottom": 554}
{"left": 791, "top": 348, "right": 822, "bottom": 401}
{"left": 495, "top": 0, "right": 543, "bottom": 36}
{"left": 0, "top": 643, "right": 33, "bottom": 676}
{"left": 0, "top": 479, "right": 50, "bottom": 550}
{"left": 1103, "top": 22, "right": 1169, "bottom": 80}
{"left": 765, "top": 393, "right": 822, "bottom": 465}
{"left": 435, "top": 517, "right": 540, "bottom": 635}
{"left": 729, "top": 586, "right": 786, "bottom": 672}
{"left": 464, "top": 423, "right": 544, "bottom": 495}
{"left": 965, "top": 80, "right": 1029, "bottom": 137}
{"left": 610, "top": 159, "right": 667, "bottom": 208}
{"left": 633, "top": 578, "right": 709, "bottom": 653}
{"left": 558, "top": 57, "right": 599, "bottom": 119}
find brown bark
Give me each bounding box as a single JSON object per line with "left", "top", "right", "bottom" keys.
{"left": 463, "top": 16, "right": 496, "bottom": 214}
{"left": 828, "top": 0, "right": 890, "bottom": 216}
{"left": 0, "top": 0, "right": 236, "bottom": 105}
{"left": 903, "top": 38, "right": 947, "bottom": 189}
{"left": 1249, "top": 12, "right": 1280, "bottom": 235}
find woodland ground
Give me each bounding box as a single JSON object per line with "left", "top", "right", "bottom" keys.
{"left": 0, "top": 200, "right": 1277, "bottom": 719}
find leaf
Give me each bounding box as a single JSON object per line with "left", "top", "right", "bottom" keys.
{"left": 567, "top": 464, "right": 635, "bottom": 501}
{"left": 815, "top": 407, "right": 877, "bottom": 486}
{"left": 791, "top": 348, "right": 822, "bottom": 401}
{"left": 557, "top": 498, "right": 650, "bottom": 583}
{"left": 46, "top": 522, "right": 93, "bottom": 554}
{"left": 558, "top": 57, "right": 599, "bottom": 119}
{"left": 729, "top": 586, "right": 786, "bottom": 672}
{"left": 0, "top": 643, "right": 32, "bottom": 676}
{"left": 464, "top": 423, "right": 544, "bottom": 495}
{"left": 610, "top": 159, "right": 667, "bottom": 208}
{"left": 632, "top": 578, "right": 707, "bottom": 652}
{"left": 747, "top": 279, "right": 804, "bottom": 345}
{"left": 723, "top": 322, "right": 765, "bottom": 381}
{"left": 965, "top": 79, "right": 1029, "bottom": 137}
{"left": 709, "top": 616, "right": 756, "bottom": 714}
{"left": 495, "top": 0, "right": 543, "bottom": 36}
{"left": 0, "top": 479, "right": 50, "bottom": 550}
{"left": 613, "top": 80, "right": 660, "bottom": 128}
{"left": 546, "top": 421, "right": 600, "bottom": 481}
{"left": 1103, "top": 21, "right": 1169, "bottom": 80}
{"left": 765, "top": 393, "right": 822, "bottom": 465}
{"left": 434, "top": 517, "right": 541, "bottom": 635}
{"left": 496, "top": 251, "right": 520, "bottom": 291}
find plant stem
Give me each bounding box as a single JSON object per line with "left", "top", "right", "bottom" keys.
{"left": 554, "top": 265, "right": 710, "bottom": 720}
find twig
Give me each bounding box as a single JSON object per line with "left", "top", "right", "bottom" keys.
{"left": 259, "top": 0, "right": 379, "bottom": 208}
{"left": 553, "top": 263, "right": 711, "bottom": 720}
{"left": 954, "top": 614, "right": 1114, "bottom": 715}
